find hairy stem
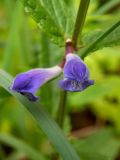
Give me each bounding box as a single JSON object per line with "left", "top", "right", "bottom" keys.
{"left": 72, "top": 0, "right": 90, "bottom": 48}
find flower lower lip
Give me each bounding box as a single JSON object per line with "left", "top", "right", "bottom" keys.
{"left": 59, "top": 79, "right": 94, "bottom": 92}
{"left": 59, "top": 53, "right": 94, "bottom": 92}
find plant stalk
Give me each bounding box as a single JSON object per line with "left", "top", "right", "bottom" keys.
{"left": 55, "top": 1, "right": 91, "bottom": 160}
{"left": 72, "top": 0, "right": 90, "bottom": 48}
{"left": 56, "top": 90, "right": 67, "bottom": 128}
{"left": 57, "top": 0, "right": 91, "bottom": 129}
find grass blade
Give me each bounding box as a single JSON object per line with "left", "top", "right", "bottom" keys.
{"left": 0, "top": 133, "right": 45, "bottom": 160}
{"left": 80, "top": 20, "right": 120, "bottom": 58}
{"left": 0, "top": 69, "right": 80, "bottom": 160}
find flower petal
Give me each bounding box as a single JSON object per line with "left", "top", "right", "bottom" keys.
{"left": 59, "top": 53, "right": 94, "bottom": 92}
{"left": 64, "top": 54, "right": 89, "bottom": 82}
{"left": 59, "top": 79, "right": 94, "bottom": 92}
{"left": 11, "top": 66, "right": 62, "bottom": 101}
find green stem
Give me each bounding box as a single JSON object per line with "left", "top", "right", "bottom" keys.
{"left": 56, "top": 90, "right": 67, "bottom": 128}
{"left": 56, "top": 0, "right": 90, "bottom": 129}
{"left": 72, "top": 0, "right": 90, "bottom": 48}
{"left": 55, "top": 90, "right": 67, "bottom": 160}
{"left": 80, "top": 20, "right": 120, "bottom": 58}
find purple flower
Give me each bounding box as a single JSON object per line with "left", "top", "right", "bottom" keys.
{"left": 10, "top": 66, "right": 62, "bottom": 101}
{"left": 59, "top": 53, "right": 94, "bottom": 91}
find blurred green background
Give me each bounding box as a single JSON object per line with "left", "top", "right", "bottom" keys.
{"left": 0, "top": 0, "right": 120, "bottom": 160}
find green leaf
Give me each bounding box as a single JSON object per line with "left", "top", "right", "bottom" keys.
{"left": 20, "top": 0, "right": 75, "bottom": 45}
{"left": 0, "top": 69, "right": 80, "bottom": 160}
{"left": 82, "top": 26, "right": 120, "bottom": 51}
{"left": 47, "top": 0, "right": 67, "bottom": 30}
{"left": 64, "top": 0, "right": 75, "bottom": 38}
{"left": 0, "top": 133, "right": 45, "bottom": 160}
{"left": 80, "top": 20, "right": 120, "bottom": 58}
{"left": 21, "top": 0, "right": 65, "bottom": 45}
{"left": 72, "top": 128, "right": 120, "bottom": 160}
{"left": 0, "top": 88, "right": 11, "bottom": 98}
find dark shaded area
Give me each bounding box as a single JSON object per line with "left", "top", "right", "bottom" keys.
{"left": 1, "top": 143, "right": 13, "bottom": 156}
{"left": 70, "top": 108, "right": 96, "bottom": 131}
{"left": 0, "top": 143, "right": 29, "bottom": 160}
{"left": 98, "top": 0, "right": 120, "bottom": 13}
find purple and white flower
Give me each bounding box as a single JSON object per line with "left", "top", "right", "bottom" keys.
{"left": 59, "top": 53, "right": 94, "bottom": 91}
{"left": 11, "top": 66, "right": 62, "bottom": 101}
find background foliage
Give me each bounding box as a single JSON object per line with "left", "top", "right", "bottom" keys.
{"left": 0, "top": 0, "right": 120, "bottom": 160}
